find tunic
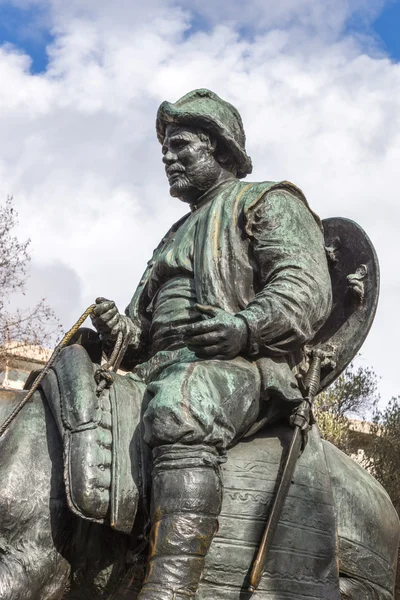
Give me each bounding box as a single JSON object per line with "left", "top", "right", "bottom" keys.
{"left": 125, "top": 179, "right": 332, "bottom": 451}
{"left": 146, "top": 199, "right": 201, "bottom": 354}
{"left": 130, "top": 190, "right": 261, "bottom": 450}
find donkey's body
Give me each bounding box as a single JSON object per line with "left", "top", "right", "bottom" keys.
{"left": 0, "top": 386, "right": 398, "bottom": 600}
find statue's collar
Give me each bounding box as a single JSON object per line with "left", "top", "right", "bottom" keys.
{"left": 190, "top": 179, "right": 235, "bottom": 212}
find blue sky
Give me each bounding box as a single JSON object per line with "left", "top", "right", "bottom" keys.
{"left": 1, "top": 1, "right": 400, "bottom": 74}
{"left": 0, "top": 3, "right": 52, "bottom": 73}
{"left": 373, "top": 0, "right": 400, "bottom": 59}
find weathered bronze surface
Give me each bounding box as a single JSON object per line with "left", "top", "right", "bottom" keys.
{"left": 0, "top": 89, "right": 398, "bottom": 600}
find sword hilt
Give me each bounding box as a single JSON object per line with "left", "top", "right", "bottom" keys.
{"left": 304, "top": 348, "right": 324, "bottom": 399}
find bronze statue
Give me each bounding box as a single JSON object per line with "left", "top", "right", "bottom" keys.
{"left": 91, "top": 88, "right": 334, "bottom": 600}
{"left": 0, "top": 89, "right": 398, "bottom": 600}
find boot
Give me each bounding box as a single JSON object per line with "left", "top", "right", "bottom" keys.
{"left": 138, "top": 444, "right": 223, "bottom": 600}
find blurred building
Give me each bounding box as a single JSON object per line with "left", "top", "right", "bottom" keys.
{"left": 0, "top": 342, "right": 51, "bottom": 390}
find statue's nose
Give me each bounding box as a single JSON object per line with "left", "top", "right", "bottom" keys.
{"left": 162, "top": 151, "right": 177, "bottom": 165}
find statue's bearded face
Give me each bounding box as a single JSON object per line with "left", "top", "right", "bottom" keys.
{"left": 162, "top": 124, "right": 224, "bottom": 204}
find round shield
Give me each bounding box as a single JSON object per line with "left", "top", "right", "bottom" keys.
{"left": 311, "top": 217, "right": 380, "bottom": 393}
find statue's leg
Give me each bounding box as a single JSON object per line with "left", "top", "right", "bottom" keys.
{"left": 138, "top": 445, "right": 222, "bottom": 600}
{"left": 137, "top": 355, "right": 261, "bottom": 600}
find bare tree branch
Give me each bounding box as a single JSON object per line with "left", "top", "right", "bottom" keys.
{"left": 0, "top": 197, "right": 61, "bottom": 361}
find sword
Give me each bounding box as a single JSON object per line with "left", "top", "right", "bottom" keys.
{"left": 248, "top": 349, "right": 324, "bottom": 593}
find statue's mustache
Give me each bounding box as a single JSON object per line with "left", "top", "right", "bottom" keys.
{"left": 166, "top": 165, "right": 185, "bottom": 178}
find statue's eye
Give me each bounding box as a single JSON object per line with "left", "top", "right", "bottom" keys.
{"left": 173, "top": 140, "right": 188, "bottom": 151}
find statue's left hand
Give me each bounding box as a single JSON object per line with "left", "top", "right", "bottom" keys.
{"left": 182, "top": 304, "right": 248, "bottom": 360}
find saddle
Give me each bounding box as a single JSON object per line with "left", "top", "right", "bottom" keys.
{"left": 39, "top": 343, "right": 147, "bottom": 534}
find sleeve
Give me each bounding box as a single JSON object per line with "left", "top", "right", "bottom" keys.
{"left": 236, "top": 189, "right": 332, "bottom": 356}
{"left": 100, "top": 261, "right": 152, "bottom": 371}
{"left": 118, "top": 313, "right": 150, "bottom": 370}
{"left": 120, "top": 270, "right": 152, "bottom": 370}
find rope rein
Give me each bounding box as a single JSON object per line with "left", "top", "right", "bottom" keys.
{"left": 0, "top": 304, "right": 97, "bottom": 438}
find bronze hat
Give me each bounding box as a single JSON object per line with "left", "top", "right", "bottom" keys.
{"left": 156, "top": 88, "right": 252, "bottom": 178}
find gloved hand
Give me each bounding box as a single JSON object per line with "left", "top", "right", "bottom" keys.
{"left": 90, "top": 297, "right": 127, "bottom": 340}
{"left": 181, "top": 304, "right": 248, "bottom": 360}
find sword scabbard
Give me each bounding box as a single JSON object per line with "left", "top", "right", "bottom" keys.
{"left": 248, "top": 350, "right": 323, "bottom": 593}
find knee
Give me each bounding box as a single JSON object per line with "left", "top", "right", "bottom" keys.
{"left": 143, "top": 402, "right": 192, "bottom": 447}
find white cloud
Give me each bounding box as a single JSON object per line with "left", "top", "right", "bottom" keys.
{"left": 0, "top": 0, "right": 399, "bottom": 403}
{"left": 186, "top": 0, "right": 385, "bottom": 40}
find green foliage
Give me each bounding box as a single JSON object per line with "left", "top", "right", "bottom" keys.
{"left": 314, "top": 361, "right": 378, "bottom": 453}
{"left": 362, "top": 398, "right": 400, "bottom": 599}
{"left": 364, "top": 397, "right": 400, "bottom": 513}
{"left": 316, "top": 363, "right": 378, "bottom": 418}
{"left": 308, "top": 362, "right": 400, "bottom": 596}
{"left": 313, "top": 408, "right": 350, "bottom": 452}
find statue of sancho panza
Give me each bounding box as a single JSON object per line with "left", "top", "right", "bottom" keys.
{"left": 91, "top": 88, "right": 332, "bottom": 600}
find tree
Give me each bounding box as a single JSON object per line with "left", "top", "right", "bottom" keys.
{"left": 362, "top": 398, "right": 400, "bottom": 599}
{"left": 364, "top": 397, "right": 400, "bottom": 512}
{"left": 314, "top": 361, "right": 379, "bottom": 453}
{"left": 0, "top": 196, "right": 60, "bottom": 359}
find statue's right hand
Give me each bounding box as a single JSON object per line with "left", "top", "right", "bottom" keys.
{"left": 90, "top": 297, "right": 126, "bottom": 340}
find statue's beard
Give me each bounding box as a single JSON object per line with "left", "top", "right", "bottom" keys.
{"left": 169, "top": 174, "right": 202, "bottom": 202}
{"left": 167, "top": 162, "right": 222, "bottom": 203}
{"left": 169, "top": 173, "right": 190, "bottom": 192}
